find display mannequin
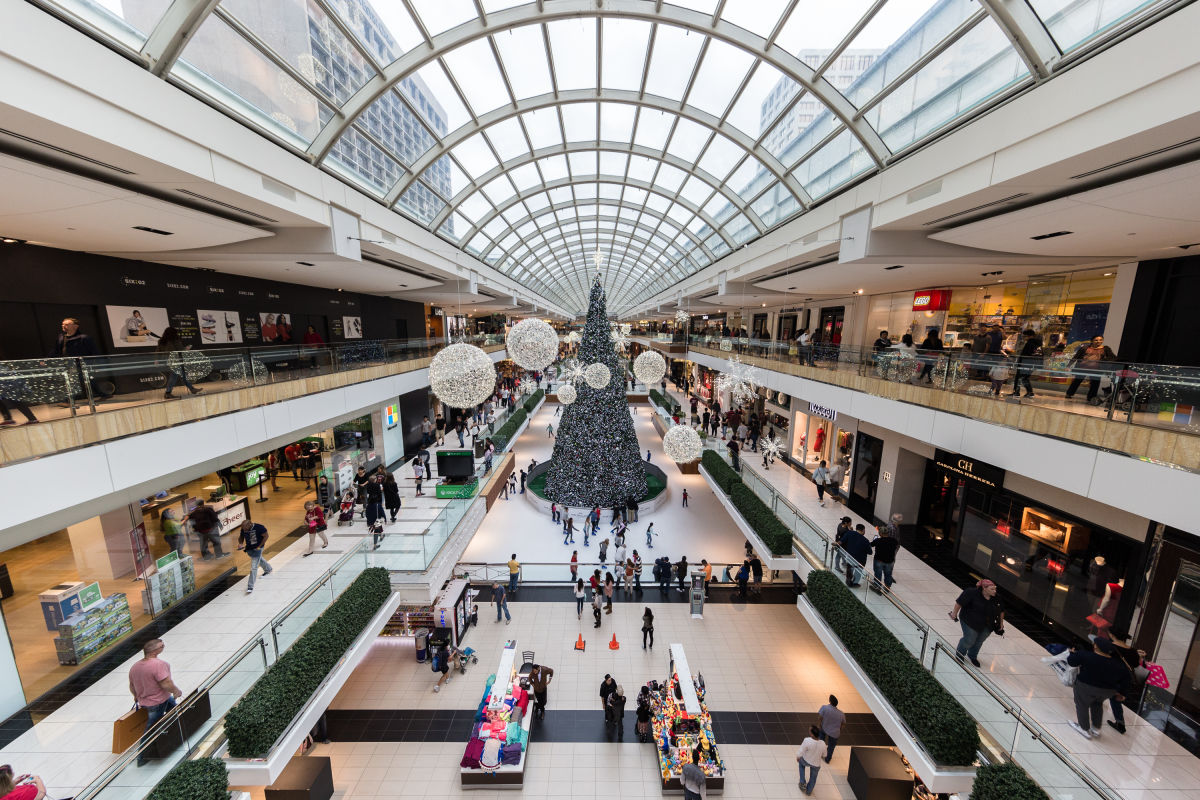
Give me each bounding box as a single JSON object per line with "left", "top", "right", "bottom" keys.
{"left": 1086, "top": 556, "right": 1116, "bottom": 598}
{"left": 1097, "top": 578, "right": 1124, "bottom": 625}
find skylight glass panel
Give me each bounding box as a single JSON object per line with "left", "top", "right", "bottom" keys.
{"left": 547, "top": 19, "right": 597, "bottom": 91}
{"left": 655, "top": 163, "right": 687, "bottom": 192}
{"left": 774, "top": 0, "right": 877, "bottom": 55}
{"left": 596, "top": 183, "right": 619, "bottom": 200}
{"left": 665, "top": 203, "right": 691, "bottom": 225}
{"left": 568, "top": 151, "right": 598, "bottom": 177}
{"left": 443, "top": 39, "right": 510, "bottom": 117}
{"left": 438, "top": 211, "right": 466, "bottom": 240}
{"left": 765, "top": 104, "right": 837, "bottom": 165}
{"left": 458, "top": 191, "right": 493, "bottom": 224}
{"left": 697, "top": 134, "right": 743, "bottom": 182}
{"left": 704, "top": 194, "right": 732, "bottom": 221}
{"left": 518, "top": 220, "right": 539, "bottom": 237}
{"left": 1029, "top": 0, "right": 1158, "bottom": 53}
{"left": 451, "top": 133, "right": 500, "bottom": 178}
{"left": 645, "top": 193, "right": 671, "bottom": 213}
{"left": 517, "top": 107, "right": 561, "bottom": 150}
{"left": 482, "top": 0, "right": 531, "bottom": 12}
{"left": 465, "top": 232, "right": 489, "bottom": 255}
{"left": 644, "top": 25, "right": 705, "bottom": 101}
{"left": 499, "top": 232, "right": 522, "bottom": 252}
{"left": 599, "top": 152, "right": 628, "bottom": 177}
{"left": 506, "top": 162, "right": 540, "bottom": 193}
{"left": 627, "top": 155, "right": 658, "bottom": 183}
{"left": 844, "top": 0, "right": 969, "bottom": 108}
{"left": 548, "top": 186, "right": 574, "bottom": 205}
{"left": 601, "top": 19, "right": 651, "bottom": 90}
{"left": 524, "top": 191, "right": 550, "bottom": 212}
{"left": 600, "top": 103, "right": 637, "bottom": 143}
{"left": 481, "top": 175, "right": 517, "bottom": 206}
{"left": 395, "top": 181, "right": 446, "bottom": 224}
{"left": 667, "top": 118, "right": 709, "bottom": 163}
{"left": 409, "top": 0, "right": 478, "bottom": 38}
{"left": 633, "top": 111, "right": 674, "bottom": 149}
{"left": 485, "top": 117, "right": 530, "bottom": 162}
{"left": 501, "top": 203, "right": 528, "bottom": 226}
{"left": 41, "top": 0, "right": 171, "bottom": 49}
{"left": 537, "top": 154, "right": 569, "bottom": 182}
{"left": 561, "top": 103, "right": 598, "bottom": 141}
{"left": 688, "top": 39, "right": 754, "bottom": 117}
{"left": 720, "top": 0, "right": 791, "bottom": 39}
{"left": 324, "top": 126, "right": 403, "bottom": 193}
{"left": 492, "top": 27, "right": 554, "bottom": 100}
{"left": 404, "top": 62, "right": 471, "bottom": 131}
{"left": 482, "top": 216, "right": 509, "bottom": 239}
{"left": 726, "top": 61, "right": 791, "bottom": 138}
{"left": 340, "top": 2, "right": 422, "bottom": 63}
{"left": 623, "top": 186, "right": 649, "bottom": 206}
{"left": 865, "top": 17, "right": 1028, "bottom": 151}
{"left": 679, "top": 175, "right": 713, "bottom": 207}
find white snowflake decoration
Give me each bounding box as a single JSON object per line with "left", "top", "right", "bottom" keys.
{"left": 760, "top": 435, "right": 784, "bottom": 463}
{"left": 506, "top": 318, "right": 559, "bottom": 370}
{"left": 675, "top": 309, "right": 690, "bottom": 325}
{"left": 226, "top": 357, "right": 268, "bottom": 387}
{"left": 557, "top": 383, "right": 577, "bottom": 404}
{"left": 716, "top": 356, "right": 758, "bottom": 405}
{"left": 611, "top": 327, "right": 631, "bottom": 354}
{"left": 663, "top": 424, "right": 703, "bottom": 463}
{"left": 561, "top": 358, "right": 587, "bottom": 385}
{"left": 429, "top": 343, "right": 496, "bottom": 408}
{"left": 583, "top": 362, "right": 611, "bottom": 389}
{"left": 632, "top": 350, "right": 667, "bottom": 386}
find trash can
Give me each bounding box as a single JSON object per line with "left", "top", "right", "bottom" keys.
{"left": 415, "top": 628, "right": 430, "bottom": 663}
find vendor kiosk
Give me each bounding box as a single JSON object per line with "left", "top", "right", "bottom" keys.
{"left": 649, "top": 644, "right": 725, "bottom": 793}
{"left": 459, "top": 640, "right": 533, "bottom": 788}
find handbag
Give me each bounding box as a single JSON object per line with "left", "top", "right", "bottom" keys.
{"left": 314, "top": 522, "right": 328, "bottom": 532}
{"left": 1085, "top": 613, "right": 1112, "bottom": 631}
{"left": 113, "top": 704, "right": 148, "bottom": 753}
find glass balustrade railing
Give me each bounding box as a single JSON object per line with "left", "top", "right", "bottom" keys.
{"left": 687, "top": 334, "right": 1200, "bottom": 439}
{"left": 0, "top": 334, "right": 503, "bottom": 422}
{"left": 73, "top": 538, "right": 373, "bottom": 800}
{"left": 705, "top": 448, "right": 1122, "bottom": 799}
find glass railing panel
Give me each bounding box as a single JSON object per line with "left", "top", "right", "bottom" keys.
{"left": 1008, "top": 710, "right": 1116, "bottom": 800}
{"left": 927, "top": 643, "right": 1021, "bottom": 760}
{"left": 271, "top": 581, "right": 336, "bottom": 655}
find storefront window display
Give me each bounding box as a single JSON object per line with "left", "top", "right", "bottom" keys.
{"left": 916, "top": 452, "right": 1141, "bottom": 642}
{"left": 788, "top": 404, "right": 856, "bottom": 496}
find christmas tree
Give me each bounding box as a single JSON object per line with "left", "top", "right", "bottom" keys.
{"left": 545, "top": 278, "right": 646, "bottom": 507}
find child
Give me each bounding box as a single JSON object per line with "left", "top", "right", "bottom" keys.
{"left": 599, "top": 537, "right": 609, "bottom": 564}
{"left": 339, "top": 490, "right": 355, "bottom": 519}
{"left": 645, "top": 522, "right": 656, "bottom": 548}
{"left": 303, "top": 501, "right": 328, "bottom": 557}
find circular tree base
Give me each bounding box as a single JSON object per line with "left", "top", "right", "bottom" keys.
{"left": 523, "top": 461, "right": 669, "bottom": 518}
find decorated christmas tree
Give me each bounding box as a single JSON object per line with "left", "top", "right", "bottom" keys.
{"left": 545, "top": 278, "right": 646, "bottom": 507}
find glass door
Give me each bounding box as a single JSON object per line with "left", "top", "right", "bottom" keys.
{"left": 1145, "top": 562, "right": 1200, "bottom": 749}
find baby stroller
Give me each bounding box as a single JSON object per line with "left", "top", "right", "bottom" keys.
{"left": 337, "top": 493, "right": 356, "bottom": 527}
{"left": 454, "top": 646, "right": 478, "bottom": 674}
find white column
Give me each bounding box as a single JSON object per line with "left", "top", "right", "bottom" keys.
{"left": 0, "top": 608, "right": 25, "bottom": 718}
{"left": 1102, "top": 262, "right": 1139, "bottom": 355}
{"left": 66, "top": 504, "right": 141, "bottom": 580}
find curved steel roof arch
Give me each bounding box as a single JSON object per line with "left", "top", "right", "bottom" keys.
{"left": 434, "top": 140, "right": 767, "bottom": 235}
{"left": 305, "top": 0, "right": 892, "bottom": 167}
{"left": 383, "top": 89, "right": 810, "bottom": 208}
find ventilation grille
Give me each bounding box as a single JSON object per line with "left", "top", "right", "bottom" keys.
{"left": 176, "top": 189, "right": 278, "bottom": 223}
{"left": 0, "top": 127, "right": 135, "bottom": 174}
{"left": 1070, "top": 136, "right": 1200, "bottom": 180}
{"left": 922, "top": 193, "right": 1030, "bottom": 226}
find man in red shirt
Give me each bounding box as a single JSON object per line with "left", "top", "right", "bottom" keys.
{"left": 283, "top": 443, "right": 301, "bottom": 480}
{"left": 129, "top": 639, "right": 182, "bottom": 765}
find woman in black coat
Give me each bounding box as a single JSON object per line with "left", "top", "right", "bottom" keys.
{"left": 383, "top": 474, "right": 402, "bottom": 522}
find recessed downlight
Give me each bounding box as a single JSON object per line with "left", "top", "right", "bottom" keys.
{"left": 297, "top": 261, "right": 315, "bottom": 266}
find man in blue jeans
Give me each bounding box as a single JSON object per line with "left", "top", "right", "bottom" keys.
{"left": 870, "top": 526, "right": 900, "bottom": 591}
{"left": 129, "top": 638, "right": 183, "bottom": 766}
{"left": 491, "top": 581, "right": 511, "bottom": 624}
{"left": 507, "top": 554, "right": 520, "bottom": 595}
{"left": 237, "top": 519, "right": 274, "bottom": 594}
{"left": 817, "top": 695, "right": 845, "bottom": 763}
{"left": 796, "top": 725, "right": 825, "bottom": 795}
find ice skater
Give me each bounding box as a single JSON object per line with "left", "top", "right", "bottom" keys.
{"left": 563, "top": 516, "right": 575, "bottom": 545}
{"left": 645, "top": 522, "right": 656, "bottom": 548}
{"left": 548, "top": 423, "right": 555, "bottom": 438}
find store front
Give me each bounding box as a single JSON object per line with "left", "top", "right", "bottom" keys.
{"left": 915, "top": 448, "right": 1144, "bottom": 642}
{"left": 848, "top": 432, "right": 884, "bottom": 520}
{"left": 787, "top": 402, "right": 857, "bottom": 494}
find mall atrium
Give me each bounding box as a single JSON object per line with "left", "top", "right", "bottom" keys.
{"left": 0, "top": 0, "right": 1199, "bottom": 799}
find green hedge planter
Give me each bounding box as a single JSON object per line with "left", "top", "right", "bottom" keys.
{"left": 148, "top": 758, "right": 229, "bottom": 800}
{"left": 224, "top": 568, "right": 392, "bottom": 758}
{"left": 701, "top": 450, "right": 741, "bottom": 494}
{"left": 648, "top": 389, "right": 679, "bottom": 416}
{"left": 970, "top": 761, "right": 1050, "bottom": 800}
{"left": 806, "top": 570, "right": 979, "bottom": 766}
{"left": 729, "top": 483, "right": 794, "bottom": 556}
{"left": 491, "top": 407, "right": 527, "bottom": 451}
{"left": 523, "top": 389, "right": 544, "bottom": 413}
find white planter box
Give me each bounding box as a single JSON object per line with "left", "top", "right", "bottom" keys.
{"left": 699, "top": 465, "right": 800, "bottom": 572}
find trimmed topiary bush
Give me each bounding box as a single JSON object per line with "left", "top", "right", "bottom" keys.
{"left": 224, "top": 568, "right": 392, "bottom": 758}
{"left": 806, "top": 570, "right": 979, "bottom": 766}
{"left": 701, "top": 449, "right": 741, "bottom": 494}
{"left": 970, "top": 761, "right": 1049, "bottom": 800}
{"left": 523, "top": 389, "right": 544, "bottom": 413}
{"left": 648, "top": 389, "right": 679, "bottom": 416}
{"left": 148, "top": 758, "right": 229, "bottom": 800}
{"left": 729, "top": 482, "right": 793, "bottom": 556}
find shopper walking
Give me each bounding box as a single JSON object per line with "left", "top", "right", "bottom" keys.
{"left": 600, "top": 674, "right": 617, "bottom": 713}
{"left": 491, "top": 581, "right": 511, "bottom": 624}
{"left": 1067, "top": 638, "right": 1131, "bottom": 739}
{"left": 676, "top": 556, "right": 689, "bottom": 594}
{"left": 1011, "top": 328, "right": 1043, "bottom": 397}
{"left": 681, "top": 489, "right": 688, "bottom": 507}
{"left": 642, "top": 607, "right": 654, "bottom": 650}
{"left": 603, "top": 572, "right": 615, "bottom": 614}
{"left": 870, "top": 525, "right": 900, "bottom": 590}
{"left": 839, "top": 524, "right": 872, "bottom": 587}
{"left": 681, "top": 761, "right": 707, "bottom": 800}
{"left": 186, "top": 502, "right": 226, "bottom": 560}
{"left": 159, "top": 509, "right": 185, "bottom": 558}
{"left": 1064, "top": 335, "right": 1117, "bottom": 404}
{"left": 236, "top": 519, "right": 273, "bottom": 594}
{"left": 574, "top": 579, "right": 586, "bottom": 619}
{"left": 383, "top": 474, "right": 402, "bottom": 522}
{"left": 363, "top": 474, "right": 385, "bottom": 528}
{"left": 302, "top": 501, "right": 328, "bottom": 557}
{"left": 817, "top": 695, "right": 844, "bottom": 763}
{"left": 636, "top": 688, "right": 653, "bottom": 742}
{"left": 129, "top": 638, "right": 183, "bottom": 766}
{"left": 420, "top": 416, "right": 433, "bottom": 446}
{"left": 606, "top": 686, "right": 626, "bottom": 731}
{"left": 592, "top": 586, "right": 604, "bottom": 628}
{"left": 812, "top": 460, "right": 830, "bottom": 506}
{"left": 529, "top": 663, "right": 554, "bottom": 720}
{"left": 749, "top": 554, "right": 763, "bottom": 595}
{"left": 949, "top": 579, "right": 1005, "bottom": 667}
{"left": 434, "top": 412, "right": 446, "bottom": 446}
{"left": 796, "top": 726, "right": 825, "bottom": 795}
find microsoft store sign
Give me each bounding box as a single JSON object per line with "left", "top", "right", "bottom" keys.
{"left": 808, "top": 402, "right": 837, "bottom": 422}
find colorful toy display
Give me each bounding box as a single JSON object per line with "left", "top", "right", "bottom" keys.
{"left": 648, "top": 671, "right": 726, "bottom": 787}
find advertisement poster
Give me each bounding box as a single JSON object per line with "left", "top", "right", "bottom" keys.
{"left": 196, "top": 310, "right": 243, "bottom": 344}
{"left": 129, "top": 522, "right": 154, "bottom": 579}
{"left": 342, "top": 316, "right": 363, "bottom": 339}
{"left": 259, "top": 313, "right": 293, "bottom": 344}
{"left": 1066, "top": 303, "right": 1109, "bottom": 345}
{"left": 105, "top": 306, "right": 169, "bottom": 347}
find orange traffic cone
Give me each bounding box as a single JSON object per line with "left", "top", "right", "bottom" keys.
{"left": 575, "top": 633, "right": 586, "bottom": 651}
{"left": 609, "top": 633, "right": 620, "bottom": 650}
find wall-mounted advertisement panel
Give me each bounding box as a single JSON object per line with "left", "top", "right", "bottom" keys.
{"left": 197, "top": 310, "right": 243, "bottom": 344}
{"left": 105, "top": 306, "right": 168, "bottom": 347}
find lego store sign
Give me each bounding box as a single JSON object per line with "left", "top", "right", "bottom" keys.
{"left": 913, "top": 289, "right": 952, "bottom": 311}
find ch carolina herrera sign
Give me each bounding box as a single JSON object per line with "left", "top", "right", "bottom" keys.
{"left": 934, "top": 449, "right": 1005, "bottom": 490}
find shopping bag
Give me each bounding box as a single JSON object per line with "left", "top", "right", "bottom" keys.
{"left": 1086, "top": 613, "right": 1112, "bottom": 631}
{"left": 1145, "top": 662, "right": 1170, "bottom": 689}
{"left": 113, "top": 704, "right": 148, "bottom": 753}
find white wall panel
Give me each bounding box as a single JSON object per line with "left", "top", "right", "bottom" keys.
{"left": 903, "top": 406, "right": 936, "bottom": 444}
{"left": 1089, "top": 452, "right": 1196, "bottom": 533}
{"left": 0, "top": 445, "right": 114, "bottom": 531}
{"left": 103, "top": 416, "right": 240, "bottom": 492}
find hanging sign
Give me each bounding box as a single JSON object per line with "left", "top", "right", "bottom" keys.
{"left": 913, "top": 289, "right": 952, "bottom": 311}
{"left": 808, "top": 402, "right": 838, "bottom": 422}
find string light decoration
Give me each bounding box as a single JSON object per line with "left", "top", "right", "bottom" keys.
{"left": 930, "top": 357, "right": 970, "bottom": 392}
{"left": 633, "top": 350, "right": 667, "bottom": 386}
{"left": 716, "top": 356, "right": 759, "bottom": 406}
{"left": 226, "top": 357, "right": 269, "bottom": 387}
{"left": 663, "top": 424, "right": 703, "bottom": 463}
{"left": 429, "top": 342, "right": 496, "bottom": 408}
{"left": 4, "top": 361, "right": 77, "bottom": 404}
{"left": 719, "top": 338, "right": 733, "bottom": 352}
{"left": 557, "top": 383, "right": 577, "bottom": 405}
{"left": 173, "top": 351, "right": 213, "bottom": 383}
{"left": 876, "top": 351, "right": 921, "bottom": 383}
{"left": 506, "top": 318, "right": 559, "bottom": 370}
{"left": 584, "top": 362, "right": 611, "bottom": 389}
{"left": 675, "top": 309, "right": 690, "bottom": 325}
{"left": 760, "top": 434, "right": 784, "bottom": 463}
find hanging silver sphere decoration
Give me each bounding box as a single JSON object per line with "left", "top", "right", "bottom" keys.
{"left": 583, "top": 362, "right": 611, "bottom": 389}
{"left": 663, "top": 424, "right": 703, "bottom": 463}
{"left": 557, "top": 383, "right": 577, "bottom": 405}
{"left": 716, "top": 356, "right": 758, "bottom": 405}
{"left": 429, "top": 343, "right": 496, "bottom": 408}
{"left": 675, "top": 309, "right": 690, "bottom": 325}
{"left": 633, "top": 350, "right": 667, "bottom": 386}
{"left": 506, "top": 318, "right": 559, "bottom": 370}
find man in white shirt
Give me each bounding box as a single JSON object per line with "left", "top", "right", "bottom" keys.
{"left": 797, "top": 329, "right": 813, "bottom": 366}
{"left": 796, "top": 725, "right": 825, "bottom": 795}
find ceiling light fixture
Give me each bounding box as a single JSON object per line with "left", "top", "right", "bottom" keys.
{"left": 131, "top": 225, "right": 173, "bottom": 236}
{"left": 855, "top": 289, "right": 864, "bottom": 294}
{"left": 0, "top": 237, "right": 24, "bottom": 244}
{"left": 1030, "top": 230, "right": 1073, "bottom": 240}
{"left": 1103, "top": 272, "right": 1114, "bottom": 276}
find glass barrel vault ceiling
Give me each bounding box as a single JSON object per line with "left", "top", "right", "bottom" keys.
{"left": 41, "top": 0, "right": 1176, "bottom": 314}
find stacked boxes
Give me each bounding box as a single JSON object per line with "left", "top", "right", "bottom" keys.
{"left": 142, "top": 555, "right": 197, "bottom": 614}
{"left": 54, "top": 594, "right": 133, "bottom": 665}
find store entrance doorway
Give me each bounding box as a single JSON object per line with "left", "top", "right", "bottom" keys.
{"left": 1142, "top": 560, "right": 1200, "bottom": 752}
{"left": 818, "top": 306, "right": 844, "bottom": 345}
{"left": 777, "top": 314, "right": 796, "bottom": 342}
{"left": 917, "top": 461, "right": 964, "bottom": 556}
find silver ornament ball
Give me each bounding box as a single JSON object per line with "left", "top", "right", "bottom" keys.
{"left": 506, "top": 318, "right": 559, "bottom": 370}
{"left": 583, "top": 362, "right": 611, "bottom": 389}
{"left": 633, "top": 350, "right": 666, "bottom": 386}
{"left": 429, "top": 343, "right": 496, "bottom": 408}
